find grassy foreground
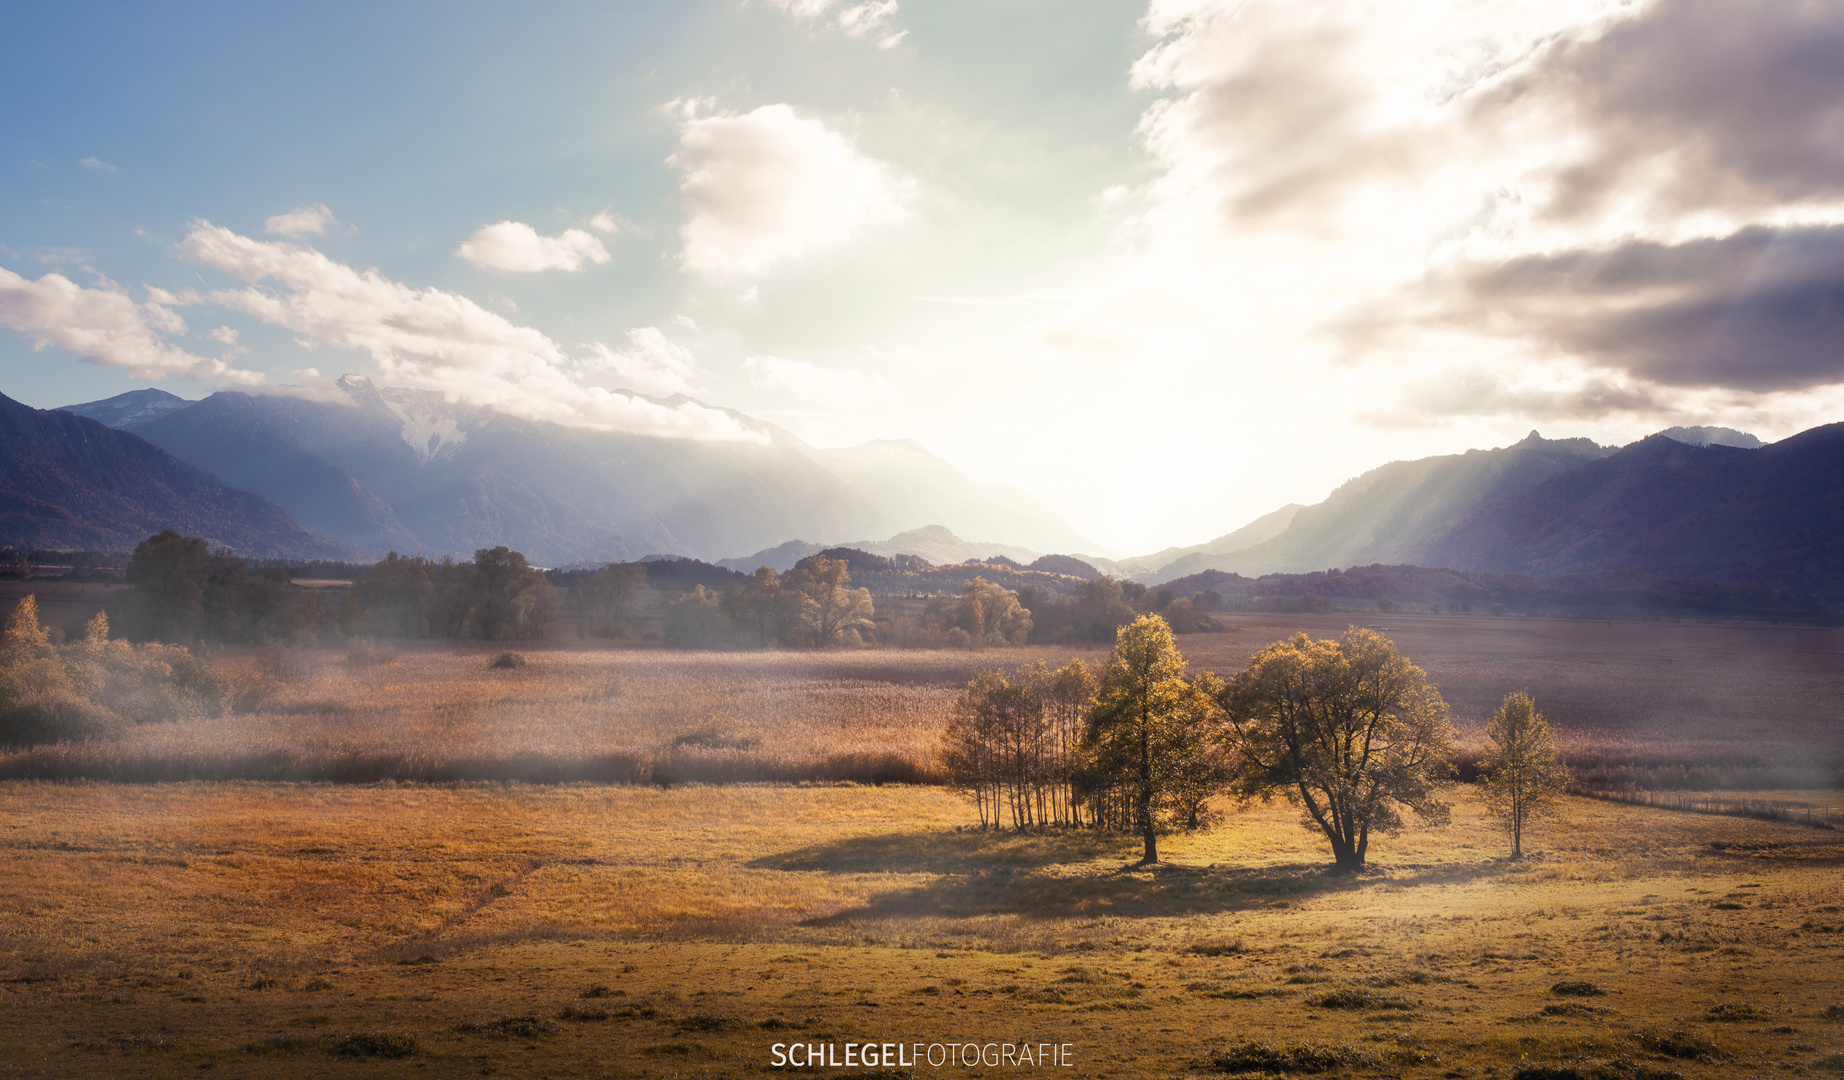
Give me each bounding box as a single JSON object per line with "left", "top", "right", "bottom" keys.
{"left": 1, "top": 781, "right": 1840, "bottom": 1078}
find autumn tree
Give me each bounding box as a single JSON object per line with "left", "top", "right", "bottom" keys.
{"left": 352, "top": 553, "right": 437, "bottom": 637}
{"left": 574, "top": 562, "right": 646, "bottom": 638}
{"left": 1078, "top": 615, "right": 1226, "bottom": 864}
{"left": 941, "top": 658, "right": 1097, "bottom": 829}
{"left": 1217, "top": 628, "right": 1456, "bottom": 872}
{"left": 790, "top": 556, "right": 875, "bottom": 646}
{"left": 923, "top": 576, "right": 1034, "bottom": 646}
{"left": 723, "top": 566, "right": 800, "bottom": 647}
{"left": 1478, "top": 691, "right": 1570, "bottom": 858}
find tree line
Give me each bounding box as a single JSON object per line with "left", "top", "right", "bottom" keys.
{"left": 110, "top": 531, "right": 558, "bottom": 644}
{"left": 92, "top": 530, "right": 1214, "bottom": 650}
{"left": 943, "top": 616, "right": 1570, "bottom": 870}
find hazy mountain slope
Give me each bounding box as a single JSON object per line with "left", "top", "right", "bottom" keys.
{"left": 1137, "top": 504, "right": 1305, "bottom": 583}
{"left": 0, "top": 391, "right": 352, "bottom": 558}
{"left": 98, "top": 377, "right": 900, "bottom": 565}
{"left": 1177, "top": 432, "right": 1613, "bottom": 578}
{"left": 809, "top": 439, "right": 1098, "bottom": 556}
{"left": 717, "top": 525, "right": 1043, "bottom": 574}
{"left": 1403, "top": 425, "right": 1844, "bottom": 594}
{"left": 119, "top": 393, "right": 421, "bottom": 556}
{"left": 1657, "top": 425, "right": 1763, "bottom": 449}
{"left": 57, "top": 388, "right": 193, "bottom": 429}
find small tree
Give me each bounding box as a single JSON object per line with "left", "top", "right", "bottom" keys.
{"left": 1218, "top": 627, "right": 1456, "bottom": 872}
{"left": 1078, "top": 615, "right": 1225, "bottom": 865}
{"left": 1478, "top": 691, "right": 1570, "bottom": 858}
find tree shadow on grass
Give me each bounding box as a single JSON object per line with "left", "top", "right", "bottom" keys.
{"left": 750, "top": 830, "right": 1515, "bottom": 926}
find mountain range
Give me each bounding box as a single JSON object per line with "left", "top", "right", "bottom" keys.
{"left": 0, "top": 390, "right": 350, "bottom": 559}
{"left": 14, "top": 378, "right": 1840, "bottom": 598}
{"left": 57, "top": 378, "right": 1098, "bottom": 565}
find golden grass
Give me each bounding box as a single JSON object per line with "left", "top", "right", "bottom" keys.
{"left": 1, "top": 780, "right": 1840, "bottom": 1078}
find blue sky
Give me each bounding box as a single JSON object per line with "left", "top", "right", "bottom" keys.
{"left": 5, "top": 1, "right": 1843, "bottom": 554}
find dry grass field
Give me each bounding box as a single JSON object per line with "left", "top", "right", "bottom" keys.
{"left": 1, "top": 781, "right": 1841, "bottom": 1079}
{"left": 2, "top": 613, "right": 1839, "bottom": 1077}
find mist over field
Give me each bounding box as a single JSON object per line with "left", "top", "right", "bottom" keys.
{"left": 3, "top": 1, "right": 1844, "bottom": 1077}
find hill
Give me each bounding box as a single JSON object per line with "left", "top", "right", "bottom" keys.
{"left": 0, "top": 391, "right": 353, "bottom": 559}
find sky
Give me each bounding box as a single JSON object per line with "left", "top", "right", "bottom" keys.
{"left": 3, "top": 0, "right": 1842, "bottom": 556}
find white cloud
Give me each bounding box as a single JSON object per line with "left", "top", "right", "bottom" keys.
{"left": 744, "top": 354, "right": 895, "bottom": 407}
{"left": 768, "top": 0, "right": 903, "bottom": 45}
{"left": 668, "top": 103, "right": 912, "bottom": 277}
{"left": 208, "top": 326, "right": 240, "bottom": 346}
{"left": 455, "top": 220, "right": 612, "bottom": 273}
{"left": 79, "top": 156, "right": 118, "bottom": 172}
{"left": 588, "top": 211, "right": 620, "bottom": 234}
{"left": 264, "top": 204, "right": 339, "bottom": 238}
{"left": 583, "top": 327, "right": 701, "bottom": 396}
{"left": 0, "top": 265, "right": 260, "bottom": 385}
{"left": 176, "top": 222, "right": 759, "bottom": 441}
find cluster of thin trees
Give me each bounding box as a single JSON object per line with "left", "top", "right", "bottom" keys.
{"left": 943, "top": 615, "right": 1571, "bottom": 870}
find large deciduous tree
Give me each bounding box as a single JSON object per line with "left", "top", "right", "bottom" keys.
{"left": 790, "top": 556, "right": 875, "bottom": 646}
{"left": 1478, "top": 690, "right": 1570, "bottom": 858}
{"left": 1218, "top": 627, "right": 1455, "bottom": 873}
{"left": 1078, "top": 615, "right": 1226, "bottom": 865}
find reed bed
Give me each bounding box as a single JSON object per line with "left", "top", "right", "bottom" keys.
{"left": 2, "top": 611, "right": 1839, "bottom": 788}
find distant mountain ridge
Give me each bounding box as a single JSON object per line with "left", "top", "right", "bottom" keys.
{"left": 1137, "top": 431, "right": 1613, "bottom": 583}
{"left": 58, "top": 379, "right": 1098, "bottom": 565}
{"left": 717, "top": 524, "right": 1062, "bottom": 574}
{"left": 1403, "top": 426, "right": 1844, "bottom": 594}
{"left": 0, "top": 391, "right": 352, "bottom": 559}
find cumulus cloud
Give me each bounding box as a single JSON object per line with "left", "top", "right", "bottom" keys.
{"left": 583, "top": 327, "right": 701, "bottom": 396}
{"left": 0, "top": 265, "right": 260, "bottom": 385}
{"left": 668, "top": 103, "right": 911, "bottom": 277}
{"left": 744, "top": 354, "right": 895, "bottom": 407}
{"left": 767, "top": 0, "right": 904, "bottom": 48}
{"left": 264, "top": 204, "right": 338, "bottom": 238}
{"left": 455, "top": 220, "right": 612, "bottom": 273}
{"left": 176, "top": 222, "right": 758, "bottom": 441}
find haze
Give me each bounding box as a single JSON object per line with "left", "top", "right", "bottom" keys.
{"left": 3, "top": 0, "right": 1841, "bottom": 554}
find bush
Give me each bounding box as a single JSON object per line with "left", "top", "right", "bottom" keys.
{"left": 0, "top": 607, "right": 234, "bottom": 747}
{"left": 1553, "top": 980, "right": 1608, "bottom": 996}
{"left": 488, "top": 651, "right": 527, "bottom": 670}
{"left": 329, "top": 1032, "right": 418, "bottom": 1058}
{"left": 1211, "top": 1040, "right": 1379, "bottom": 1073}
{"left": 1632, "top": 1027, "right": 1719, "bottom": 1061}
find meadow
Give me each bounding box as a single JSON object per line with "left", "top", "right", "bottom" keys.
{"left": 1, "top": 612, "right": 1839, "bottom": 1078}
{"left": 1, "top": 781, "right": 1840, "bottom": 1078}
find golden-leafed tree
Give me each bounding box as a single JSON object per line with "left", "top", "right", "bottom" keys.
{"left": 1077, "top": 615, "right": 1227, "bottom": 864}
{"left": 791, "top": 556, "right": 875, "bottom": 646}
{"left": 1478, "top": 691, "right": 1570, "bottom": 858}
{"left": 1217, "top": 627, "right": 1455, "bottom": 873}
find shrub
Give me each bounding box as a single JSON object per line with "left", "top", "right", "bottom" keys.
{"left": 329, "top": 1032, "right": 418, "bottom": 1058}
{"left": 488, "top": 651, "right": 527, "bottom": 670}
{"left": 0, "top": 607, "right": 233, "bottom": 747}
{"left": 1211, "top": 1041, "right": 1379, "bottom": 1073}
{"left": 1553, "top": 980, "right": 1608, "bottom": 996}
{"left": 1632, "top": 1027, "right": 1719, "bottom": 1061}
